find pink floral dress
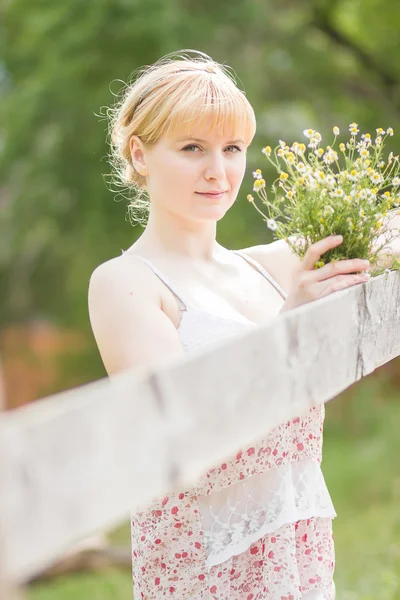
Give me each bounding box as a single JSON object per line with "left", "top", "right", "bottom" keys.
{"left": 122, "top": 250, "right": 336, "bottom": 599}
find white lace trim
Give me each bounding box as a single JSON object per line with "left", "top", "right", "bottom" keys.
{"left": 198, "top": 459, "right": 336, "bottom": 571}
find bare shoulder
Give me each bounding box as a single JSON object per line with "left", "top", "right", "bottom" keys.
{"left": 88, "top": 255, "right": 184, "bottom": 375}
{"left": 240, "top": 238, "right": 302, "bottom": 294}
{"left": 89, "top": 254, "right": 157, "bottom": 297}
{"left": 88, "top": 254, "right": 161, "bottom": 321}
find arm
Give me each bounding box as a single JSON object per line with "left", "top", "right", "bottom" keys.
{"left": 373, "top": 208, "right": 400, "bottom": 254}
{"left": 362, "top": 209, "right": 400, "bottom": 271}
{"left": 244, "top": 210, "right": 400, "bottom": 285}
{"left": 88, "top": 258, "right": 185, "bottom": 376}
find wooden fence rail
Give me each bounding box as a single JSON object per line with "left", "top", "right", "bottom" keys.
{"left": 1, "top": 271, "right": 400, "bottom": 591}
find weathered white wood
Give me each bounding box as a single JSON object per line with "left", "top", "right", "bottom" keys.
{"left": 0, "top": 372, "right": 170, "bottom": 583}
{"left": 0, "top": 578, "right": 21, "bottom": 600}
{"left": 0, "top": 364, "right": 21, "bottom": 599}
{"left": 0, "top": 271, "right": 399, "bottom": 583}
{"left": 161, "top": 270, "right": 400, "bottom": 485}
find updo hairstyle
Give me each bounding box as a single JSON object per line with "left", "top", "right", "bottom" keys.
{"left": 106, "top": 50, "right": 256, "bottom": 225}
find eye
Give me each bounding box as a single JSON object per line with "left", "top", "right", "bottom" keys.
{"left": 225, "top": 145, "right": 242, "bottom": 153}
{"left": 182, "top": 144, "right": 201, "bottom": 152}
{"left": 181, "top": 143, "right": 243, "bottom": 153}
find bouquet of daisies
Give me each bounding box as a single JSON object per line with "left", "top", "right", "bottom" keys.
{"left": 248, "top": 124, "right": 400, "bottom": 275}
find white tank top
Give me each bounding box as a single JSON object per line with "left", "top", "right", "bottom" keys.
{"left": 121, "top": 248, "right": 287, "bottom": 352}
{"left": 121, "top": 248, "right": 336, "bottom": 570}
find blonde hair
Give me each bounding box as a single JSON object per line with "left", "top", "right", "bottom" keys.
{"left": 106, "top": 50, "right": 256, "bottom": 225}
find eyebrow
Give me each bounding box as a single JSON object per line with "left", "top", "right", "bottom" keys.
{"left": 176, "top": 137, "right": 245, "bottom": 144}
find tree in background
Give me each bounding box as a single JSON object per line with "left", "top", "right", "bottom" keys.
{"left": 1, "top": 0, "right": 400, "bottom": 383}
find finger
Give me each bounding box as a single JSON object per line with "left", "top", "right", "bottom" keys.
{"left": 302, "top": 235, "right": 343, "bottom": 272}
{"left": 317, "top": 272, "right": 370, "bottom": 298}
{"left": 311, "top": 258, "right": 370, "bottom": 283}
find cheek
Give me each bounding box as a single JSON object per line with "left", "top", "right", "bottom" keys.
{"left": 229, "top": 157, "right": 246, "bottom": 187}
{"left": 164, "top": 153, "right": 196, "bottom": 180}
{"left": 148, "top": 154, "right": 197, "bottom": 203}
{"left": 149, "top": 154, "right": 182, "bottom": 190}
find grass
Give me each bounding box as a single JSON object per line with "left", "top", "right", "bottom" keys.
{"left": 323, "top": 373, "right": 400, "bottom": 599}
{"left": 26, "top": 370, "right": 400, "bottom": 599}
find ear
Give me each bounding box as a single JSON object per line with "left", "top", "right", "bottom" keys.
{"left": 129, "top": 135, "right": 148, "bottom": 177}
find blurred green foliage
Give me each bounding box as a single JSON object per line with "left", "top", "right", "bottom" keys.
{"left": 2, "top": 0, "right": 400, "bottom": 360}
{"left": 2, "top": 1, "right": 400, "bottom": 595}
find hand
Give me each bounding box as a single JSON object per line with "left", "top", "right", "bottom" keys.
{"left": 281, "top": 235, "right": 371, "bottom": 312}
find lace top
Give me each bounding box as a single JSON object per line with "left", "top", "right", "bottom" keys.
{"left": 121, "top": 248, "right": 336, "bottom": 571}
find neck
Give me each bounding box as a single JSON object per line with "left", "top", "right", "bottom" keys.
{"left": 135, "top": 207, "right": 223, "bottom": 261}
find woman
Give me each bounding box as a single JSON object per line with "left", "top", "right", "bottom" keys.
{"left": 88, "top": 51, "right": 370, "bottom": 599}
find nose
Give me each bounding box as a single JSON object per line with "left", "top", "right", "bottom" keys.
{"left": 204, "top": 151, "right": 226, "bottom": 181}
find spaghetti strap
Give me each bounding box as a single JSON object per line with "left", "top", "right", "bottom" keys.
{"left": 120, "top": 250, "right": 188, "bottom": 310}
{"left": 233, "top": 249, "right": 288, "bottom": 300}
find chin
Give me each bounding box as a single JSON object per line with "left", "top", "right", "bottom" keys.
{"left": 194, "top": 198, "right": 233, "bottom": 219}
{"left": 196, "top": 206, "right": 229, "bottom": 222}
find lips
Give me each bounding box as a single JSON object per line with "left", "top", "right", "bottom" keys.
{"left": 196, "top": 191, "right": 227, "bottom": 195}
{"left": 196, "top": 191, "right": 227, "bottom": 200}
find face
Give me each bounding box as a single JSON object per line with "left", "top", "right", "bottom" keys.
{"left": 130, "top": 119, "right": 249, "bottom": 223}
